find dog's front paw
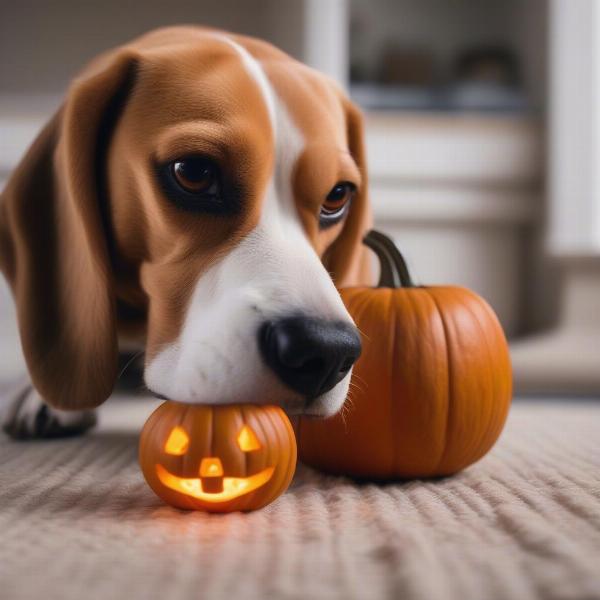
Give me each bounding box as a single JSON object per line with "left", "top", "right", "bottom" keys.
{"left": 1, "top": 379, "right": 96, "bottom": 440}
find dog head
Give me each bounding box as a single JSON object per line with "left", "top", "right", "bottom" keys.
{"left": 0, "top": 27, "right": 372, "bottom": 416}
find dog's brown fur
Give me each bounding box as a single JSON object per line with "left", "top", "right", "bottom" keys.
{"left": 0, "top": 26, "right": 372, "bottom": 413}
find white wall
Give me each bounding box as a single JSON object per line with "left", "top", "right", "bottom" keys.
{"left": 548, "top": 0, "right": 600, "bottom": 256}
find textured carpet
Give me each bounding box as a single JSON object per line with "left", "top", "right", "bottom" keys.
{"left": 1, "top": 396, "right": 599, "bottom": 600}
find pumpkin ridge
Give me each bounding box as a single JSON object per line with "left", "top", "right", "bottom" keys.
{"left": 184, "top": 404, "right": 206, "bottom": 510}
{"left": 261, "top": 407, "right": 289, "bottom": 507}
{"left": 474, "top": 296, "right": 513, "bottom": 409}
{"left": 253, "top": 406, "right": 273, "bottom": 507}
{"left": 232, "top": 406, "right": 251, "bottom": 511}
{"left": 264, "top": 407, "right": 287, "bottom": 506}
{"left": 462, "top": 294, "right": 501, "bottom": 464}
{"left": 385, "top": 287, "right": 397, "bottom": 478}
{"left": 401, "top": 287, "right": 446, "bottom": 474}
{"left": 425, "top": 289, "right": 454, "bottom": 475}
{"left": 278, "top": 407, "right": 295, "bottom": 501}
{"left": 279, "top": 407, "right": 296, "bottom": 501}
{"left": 281, "top": 408, "right": 297, "bottom": 490}
{"left": 463, "top": 294, "right": 511, "bottom": 462}
{"left": 388, "top": 287, "right": 401, "bottom": 478}
{"left": 259, "top": 409, "right": 276, "bottom": 507}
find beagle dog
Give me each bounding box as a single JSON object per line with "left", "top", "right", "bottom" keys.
{"left": 0, "top": 26, "right": 372, "bottom": 439}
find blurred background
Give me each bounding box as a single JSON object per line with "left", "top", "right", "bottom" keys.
{"left": 0, "top": 0, "right": 598, "bottom": 396}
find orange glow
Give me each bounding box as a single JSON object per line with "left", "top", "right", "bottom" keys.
{"left": 155, "top": 464, "right": 275, "bottom": 503}
{"left": 237, "top": 425, "right": 261, "bottom": 452}
{"left": 200, "top": 457, "right": 224, "bottom": 477}
{"left": 164, "top": 426, "right": 190, "bottom": 455}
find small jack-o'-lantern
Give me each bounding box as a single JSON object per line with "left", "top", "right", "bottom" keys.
{"left": 139, "top": 402, "right": 297, "bottom": 512}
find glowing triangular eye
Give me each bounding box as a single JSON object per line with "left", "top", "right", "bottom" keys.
{"left": 237, "top": 425, "right": 261, "bottom": 452}
{"left": 164, "top": 426, "right": 189, "bottom": 455}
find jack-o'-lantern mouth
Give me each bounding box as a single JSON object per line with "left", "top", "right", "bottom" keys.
{"left": 155, "top": 464, "right": 275, "bottom": 503}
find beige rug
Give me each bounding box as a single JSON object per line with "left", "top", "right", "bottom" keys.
{"left": 1, "top": 396, "right": 599, "bottom": 600}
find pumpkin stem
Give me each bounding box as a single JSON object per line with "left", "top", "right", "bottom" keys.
{"left": 363, "top": 230, "right": 414, "bottom": 288}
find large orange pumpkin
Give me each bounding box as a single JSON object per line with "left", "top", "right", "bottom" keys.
{"left": 298, "top": 230, "right": 512, "bottom": 479}
{"left": 139, "top": 402, "right": 297, "bottom": 512}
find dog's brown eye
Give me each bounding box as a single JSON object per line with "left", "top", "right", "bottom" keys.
{"left": 320, "top": 182, "right": 355, "bottom": 228}
{"left": 158, "top": 156, "right": 238, "bottom": 215}
{"left": 172, "top": 157, "right": 218, "bottom": 194}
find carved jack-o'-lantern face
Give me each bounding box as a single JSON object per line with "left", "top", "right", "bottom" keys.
{"left": 157, "top": 423, "right": 274, "bottom": 502}
{"left": 139, "top": 402, "right": 297, "bottom": 512}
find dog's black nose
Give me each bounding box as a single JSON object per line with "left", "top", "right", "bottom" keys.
{"left": 259, "top": 316, "right": 362, "bottom": 398}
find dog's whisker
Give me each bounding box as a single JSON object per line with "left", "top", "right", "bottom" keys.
{"left": 350, "top": 373, "right": 368, "bottom": 388}
{"left": 348, "top": 381, "right": 366, "bottom": 394}
{"left": 117, "top": 350, "right": 145, "bottom": 380}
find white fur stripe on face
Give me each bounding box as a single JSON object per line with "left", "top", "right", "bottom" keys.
{"left": 217, "top": 36, "right": 301, "bottom": 227}
{"left": 144, "top": 37, "right": 353, "bottom": 415}
{"left": 217, "top": 36, "right": 277, "bottom": 126}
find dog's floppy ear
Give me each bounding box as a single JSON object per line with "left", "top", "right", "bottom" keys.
{"left": 323, "top": 98, "right": 374, "bottom": 287}
{"left": 0, "top": 49, "right": 137, "bottom": 410}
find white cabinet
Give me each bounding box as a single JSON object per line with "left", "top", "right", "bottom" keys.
{"left": 366, "top": 112, "right": 542, "bottom": 336}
